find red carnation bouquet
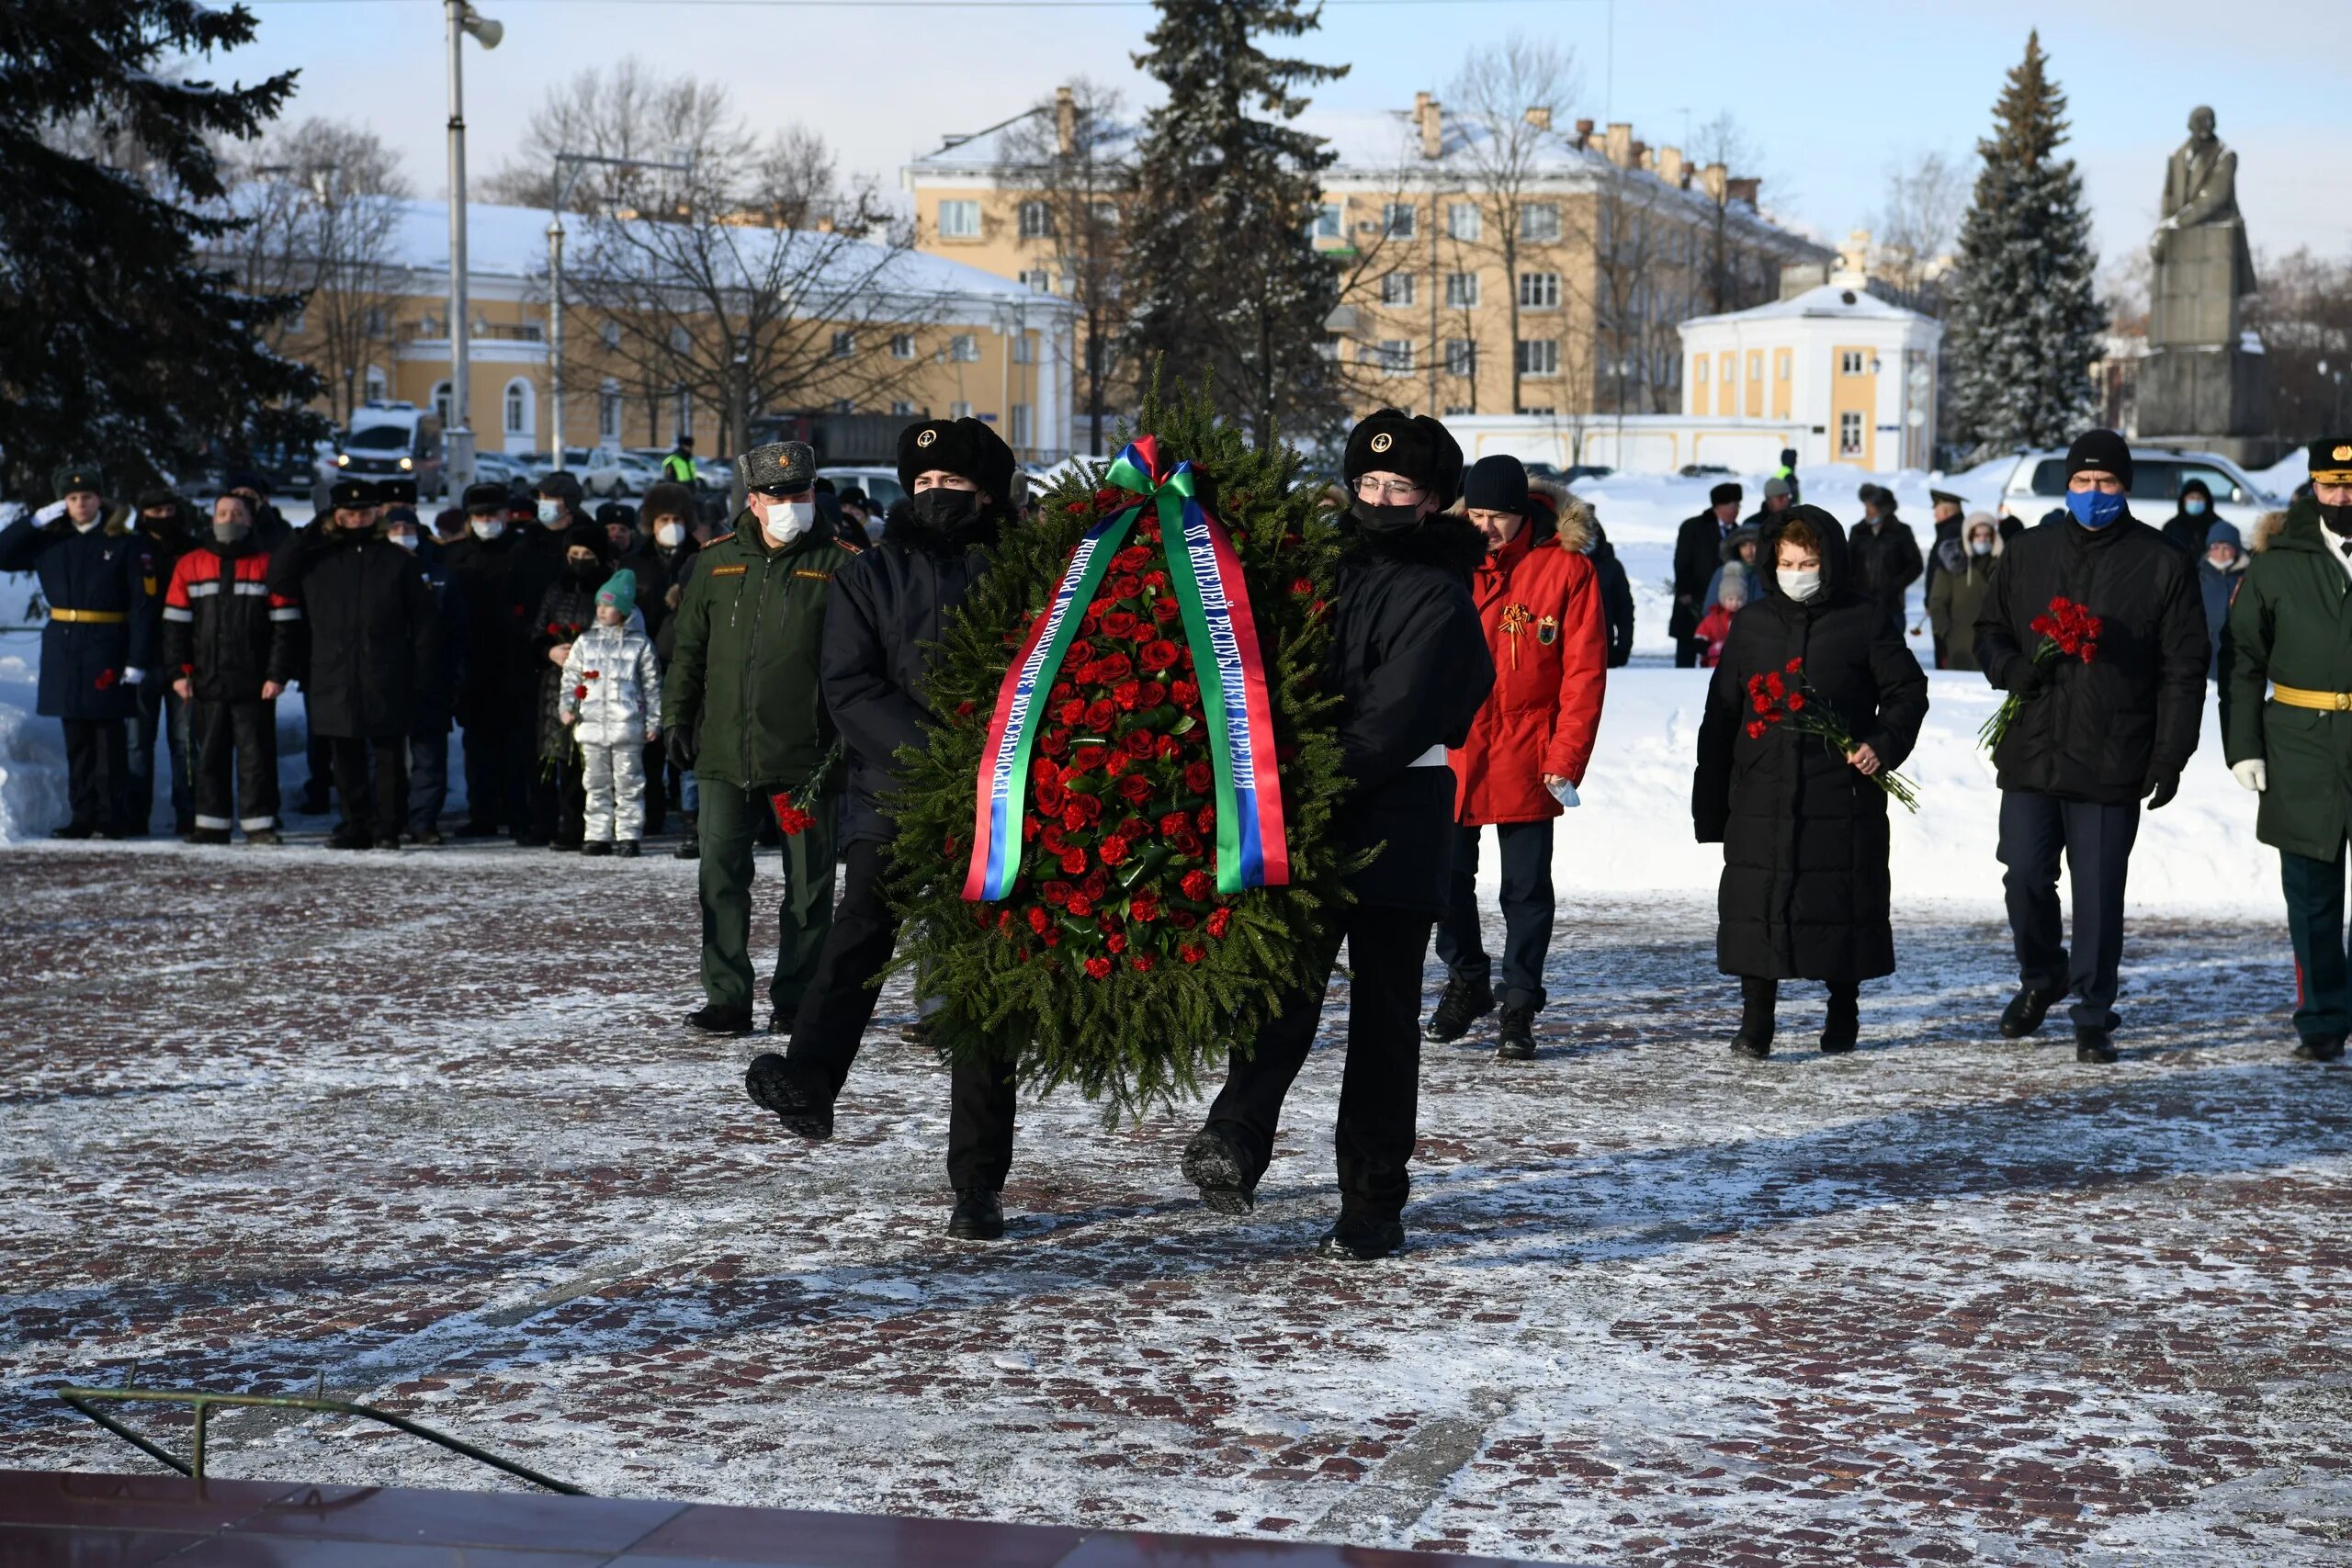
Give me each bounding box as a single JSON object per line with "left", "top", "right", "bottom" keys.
{"left": 1746, "top": 657, "right": 1919, "bottom": 811}
{"left": 1979, "top": 595, "right": 2100, "bottom": 752}
{"left": 946, "top": 513, "right": 1245, "bottom": 976}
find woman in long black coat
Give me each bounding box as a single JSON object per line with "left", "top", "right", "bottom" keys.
{"left": 1693, "top": 506, "right": 1929, "bottom": 1057}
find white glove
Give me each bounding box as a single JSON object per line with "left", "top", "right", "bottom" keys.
{"left": 2232, "top": 759, "right": 2267, "bottom": 793}
{"left": 121, "top": 667, "right": 146, "bottom": 686}
{"left": 35, "top": 500, "right": 69, "bottom": 524}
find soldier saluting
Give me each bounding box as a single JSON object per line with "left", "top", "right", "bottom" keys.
{"left": 0, "top": 464, "right": 160, "bottom": 837}
{"left": 2220, "top": 436, "right": 2352, "bottom": 1062}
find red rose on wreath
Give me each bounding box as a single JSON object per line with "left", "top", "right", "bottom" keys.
{"left": 1112, "top": 573, "right": 1144, "bottom": 599}
{"left": 1121, "top": 729, "right": 1157, "bottom": 759}
{"left": 1130, "top": 953, "right": 1156, "bottom": 973}
{"left": 1060, "top": 848, "right": 1088, "bottom": 875}
{"left": 1057, "top": 699, "right": 1087, "bottom": 727}
{"left": 1098, "top": 837, "right": 1131, "bottom": 866}
{"left": 1043, "top": 880, "right": 1073, "bottom": 907}
{"left": 1183, "top": 761, "right": 1215, "bottom": 795}
{"left": 1130, "top": 891, "right": 1162, "bottom": 921}
{"left": 1067, "top": 893, "right": 1094, "bottom": 918}
{"left": 1112, "top": 545, "right": 1151, "bottom": 572}
{"left": 1179, "top": 942, "right": 1205, "bottom": 964}
{"left": 1153, "top": 599, "right": 1182, "bottom": 625}
{"left": 1084, "top": 956, "right": 1114, "bottom": 980}
{"left": 1116, "top": 773, "right": 1153, "bottom": 805}
{"left": 1083, "top": 699, "right": 1116, "bottom": 730}
{"left": 1106, "top": 932, "right": 1128, "bottom": 954}
{"left": 1114, "top": 680, "right": 1144, "bottom": 711}
{"left": 1102, "top": 610, "right": 1138, "bottom": 637}
{"left": 1027, "top": 906, "right": 1052, "bottom": 935}
{"left": 1140, "top": 639, "right": 1182, "bottom": 673}
{"left": 1181, "top": 868, "right": 1215, "bottom": 901}
{"left": 1206, "top": 907, "right": 1234, "bottom": 939}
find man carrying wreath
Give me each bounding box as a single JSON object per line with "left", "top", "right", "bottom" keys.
{"left": 1182, "top": 410, "right": 1494, "bottom": 1260}
{"left": 1973, "top": 429, "right": 2208, "bottom": 1063}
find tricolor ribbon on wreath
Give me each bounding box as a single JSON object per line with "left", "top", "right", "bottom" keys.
{"left": 963, "top": 434, "right": 1291, "bottom": 903}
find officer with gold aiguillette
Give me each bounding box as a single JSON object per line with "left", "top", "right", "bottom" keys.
{"left": 2220, "top": 435, "right": 2352, "bottom": 1061}
{"left": 0, "top": 464, "right": 162, "bottom": 838}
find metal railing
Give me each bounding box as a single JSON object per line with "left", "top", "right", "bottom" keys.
{"left": 58, "top": 1381, "right": 585, "bottom": 1495}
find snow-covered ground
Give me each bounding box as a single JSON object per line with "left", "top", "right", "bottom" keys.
{"left": 1, "top": 846, "right": 2346, "bottom": 1566}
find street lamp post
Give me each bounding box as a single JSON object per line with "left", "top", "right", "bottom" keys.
{"left": 445, "top": 0, "right": 502, "bottom": 492}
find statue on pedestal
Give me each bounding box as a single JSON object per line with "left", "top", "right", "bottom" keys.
{"left": 2147, "top": 106, "right": 2257, "bottom": 349}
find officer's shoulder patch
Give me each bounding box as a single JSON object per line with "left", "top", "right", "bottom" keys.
{"left": 706, "top": 531, "right": 735, "bottom": 548}
{"left": 833, "top": 537, "right": 865, "bottom": 556}
{"left": 709, "top": 563, "right": 748, "bottom": 578}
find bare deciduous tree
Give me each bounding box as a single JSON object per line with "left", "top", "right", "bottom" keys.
{"left": 2245, "top": 247, "right": 2352, "bottom": 445}
{"left": 536, "top": 65, "right": 938, "bottom": 457}
{"left": 999, "top": 79, "right": 1134, "bottom": 457}
{"left": 1872, "top": 149, "right": 1967, "bottom": 303}
{"left": 1447, "top": 33, "right": 1578, "bottom": 414}
{"left": 225, "top": 118, "right": 413, "bottom": 425}
{"left": 1688, "top": 111, "right": 1781, "bottom": 315}
{"left": 479, "top": 61, "right": 726, "bottom": 212}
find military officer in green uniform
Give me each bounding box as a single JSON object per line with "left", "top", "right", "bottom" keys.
{"left": 663, "top": 439, "right": 859, "bottom": 1036}
{"left": 2220, "top": 435, "right": 2352, "bottom": 1061}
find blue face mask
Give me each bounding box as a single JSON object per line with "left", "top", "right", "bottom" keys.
{"left": 2184, "top": 497, "right": 2208, "bottom": 516}
{"left": 2066, "top": 489, "right": 2127, "bottom": 530}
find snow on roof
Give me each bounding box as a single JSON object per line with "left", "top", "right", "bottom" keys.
{"left": 238, "top": 190, "right": 1061, "bottom": 309}
{"left": 1680, "top": 283, "right": 1931, "bottom": 330}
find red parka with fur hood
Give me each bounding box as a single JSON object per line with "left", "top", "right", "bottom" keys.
{"left": 1447, "top": 480, "right": 1609, "bottom": 825}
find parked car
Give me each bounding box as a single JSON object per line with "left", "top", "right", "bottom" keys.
{"left": 1951, "top": 445, "right": 2284, "bottom": 536}
{"left": 471, "top": 450, "right": 526, "bottom": 489}
{"left": 1564, "top": 464, "right": 1615, "bottom": 484}
{"left": 334, "top": 402, "right": 447, "bottom": 502}
{"left": 818, "top": 466, "right": 907, "bottom": 512}
{"left": 582, "top": 448, "right": 664, "bottom": 499}
{"left": 693, "top": 457, "right": 732, "bottom": 491}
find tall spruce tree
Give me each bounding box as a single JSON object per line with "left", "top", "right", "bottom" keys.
{"left": 1945, "top": 31, "right": 2103, "bottom": 455}
{"left": 1125, "top": 0, "right": 1347, "bottom": 449}
{"left": 0, "top": 1, "right": 319, "bottom": 497}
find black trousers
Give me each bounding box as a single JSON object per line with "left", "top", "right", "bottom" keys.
{"left": 641, "top": 738, "right": 668, "bottom": 834}
{"left": 1997, "top": 789, "right": 2140, "bottom": 1032}
{"left": 1674, "top": 634, "right": 1702, "bottom": 669}
{"left": 530, "top": 751, "right": 587, "bottom": 845}
{"left": 1204, "top": 906, "right": 1436, "bottom": 1217}
{"left": 786, "top": 838, "right": 900, "bottom": 1097}
{"left": 191, "top": 699, "right": 278, "bottom": 833}
{"left": 2281, "top": 842, "right": 2352, "bottom": 1041}
{"left": 329, "top": 735, "right": 406, "bottom": 842}
{"left": 458, "top": 705, "right": 532, "bottom": 833}
{"left": 1433, "top": 819, "right": 1555, "bottom": 1010}
{"left": 946, "top": 1052, "right": 1019, "bottom": 1195}
{"left": 61, "top": 717, "right": 130, "bottom": 831}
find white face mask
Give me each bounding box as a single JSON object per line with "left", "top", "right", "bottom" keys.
{"left": 654, "top": 522, "right": 685, "bottom": 548}
{"left": 1778, "top": 567, "right": 1822, "bottom": 601}
{"left": 760, "top": 498, "right": 817, "bottom": 543}
{"left": 470, "top": 519, "right": 505, "bottom": 541}
{"left": 1970, "top": 538, "right": 1994, "bottom": 557}
{"left": 537, "top": 499, "right": 566, "bottom": 526}
{"left": 388, "top": 532, "right": 419, "bottom": 552}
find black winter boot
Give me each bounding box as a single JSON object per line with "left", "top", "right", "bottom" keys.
{"left": 744, "top": 1051, "right": 833, "bottom": 1139}
{"left": 1731, "top": 976, "right": 1777, "bottom": 1059}
{"left": 685, "top": 1003, "right": 754, "bottom": 1036}
{"left": 1495, "top": 1003, "right": 1537, "bottom": 1061}
{"left": 946, "top": 1189, "right": 1006, "bottom": 1241}
{"left": 2291, "top": 1033, "right": 2346, "bottom": 1062}
{"left": 1182, "top": 1125, "right": 1256, "bottom": 1215}
{"left": 615, "top": 840, "right": 640, "bottom": 859}
{"left": 2074, "top": 1025, "right": 2119, "bottom": 1064}
{"left": 581, "top": 840, "right": 612, "bottom": 858}
{"left": 2000, "top": 983, "right": 2066, "bottom": 1039}
{"left": 1820, "top": 984, "right": 1860, "bottom": 1055}
{"left": 1423, "top": 976, "right": 1496, "bottom": 1043}
{"left": 1317, "top": 1211, "right": 1406, "bottom": 1262}
{"left": 673, "top": 812, "right": 700, "bottom": 860}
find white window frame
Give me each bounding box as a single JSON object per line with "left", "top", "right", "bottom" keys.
{"left": 1838, "top": 411, "right": 1864, "bottom": 457}
{"left": 937, "top": 198, "right": 980, "bottom": 239}
{"left": 1518, "top": 271, "right": 1562, "bottom": 310}
{"left": 831, "top": 330, "right": 856, "bottom": 359}
{"left": 890, "top": 333, "right": 916, "bottom": 360}
{"left": 1382, "top": 202, "right": 1417, "bottom": 240}
{"left": 889, "top": 400, "right": 916, "bottom": 418}
{"left": 949, "top": 400, "right": 973, "bottom": 420}
{"left": 1443, "top": 338, "right": 1476, "bottom": 377}
{"left": 1447, "top": 202, "right": 1481, "bottom": 243}
{"left": 1010, "top": 403, "right": 1033, "bottom": 448}
{"left": 948, "top": 333, "right": 979, "bottom": 364}
{"left": 1368, "top": 339, "right": 1414, "bottom": 376}
{"left": 1694, "top": 356, "right": 1710, "bottom": 385}
{"left": 597, "top": 379, "right": 621, "bottom": 441}
{"left": 1444, "top": 272, "right": 1479, "bottom": 309}
{"left": 1514, "top": 338, "right": 1560, "bottom": 378}
{"left": 1520, "top": 203, "right": 1561, "bottom": 242}
{"left": 1017, "top": 199, "right": 1054, "bottom": 240}
{"left": 503, "top": 378, "right": 531, "bottom": 436}
{"left": 1379, "top": 271, "right": 1416, "bottom": 308}
{"left": 1840, "top": 350, "right": 1866, "bottom": 376}
{"left": 1313, "top": 203, "right": 1342, "bottom": 240}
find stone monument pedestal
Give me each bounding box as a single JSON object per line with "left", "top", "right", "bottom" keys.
{"left": 2136, "top": 343, "right": 2281, "bottom": 469}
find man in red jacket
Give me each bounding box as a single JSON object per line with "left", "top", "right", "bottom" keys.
{"left": 1426, "top": 457, "right": 1608, "bottom": 1059}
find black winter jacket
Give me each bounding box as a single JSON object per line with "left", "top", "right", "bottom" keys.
{"left": 160, "top": 538, "right": 300, "bottom": 700}
{"left": 503, "top": 519, "right": 607, "bottom": 698}
{"left": 1671, "top": 510, "right": 1736, "bottom": 637}
{"left": 531, "top": 574, "right": 601, "bottom": 761}
{"left": 441, "top": 528, "right": 522, "bottom": 726}
{"left": 824, "top": 500, "right": 1005, "bottom": 845}
{"left": 1847, "top": 516, "right": 1924, "bottom": 636}
{"left": 271, "top": 526, "right": 438, "bottom": 739}
{"left": 1694, "top": 515, "right": 1928, "bottom": 983}
{"left": 1589, "top": 522, "right": 1637, "bottom": 669}
{"left": 1972, "top": 510, "right": 2209, "bottom": 804}
{"left": 1329, "top": 512, "right": 1496, "bottom": 914}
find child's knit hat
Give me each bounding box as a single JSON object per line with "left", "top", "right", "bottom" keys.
{"left": 595, "top": 568, "right": 638, "bottom": 618}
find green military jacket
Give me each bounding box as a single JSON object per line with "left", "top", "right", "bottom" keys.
{"left": 2221, "top": 499, "right": 2352, "bottom": 859}
{"left": 662, "top": 513, "right": 858, "bottom": 790}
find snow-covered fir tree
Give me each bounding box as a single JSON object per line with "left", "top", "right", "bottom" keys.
{"left": 1945, "top": 31, "right": 2103, "bottom": 456}
{"left": 0, "top": 0, "right": 319, "bottom": 496}
{"left": 1124, "top": 0, "right": 1348, "bottom": 449}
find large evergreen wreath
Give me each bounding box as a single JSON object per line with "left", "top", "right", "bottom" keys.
{"left": 888, "top": 389, "right": 1357, "bottom": 1118}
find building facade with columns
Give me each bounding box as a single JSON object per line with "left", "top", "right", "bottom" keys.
{"left": 248, "top": 195, "right": 1074, "bottom": 466}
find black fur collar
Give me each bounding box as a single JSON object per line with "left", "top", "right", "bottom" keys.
{"left": 1342, "top": 512, "right": 1488, "bottom": 580}
{"left": 883, "top": 498, "right": 1004, "bottom": 555}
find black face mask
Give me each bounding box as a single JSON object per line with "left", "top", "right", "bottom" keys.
{"left": 906, "top": 487, "right": 981, "bottom": 532}
{"left": 563, "top": 558, "right": 600, "bottom": 584}
{"left": 2320, "top": 502, "right": 2352, "bottom": 539}
{"left": 1351, "top": 499, "right": 1425, "bottom": 534}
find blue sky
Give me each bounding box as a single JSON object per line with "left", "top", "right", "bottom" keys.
{"left": 223, "top": 0, "right": 2350, "bottom": 268}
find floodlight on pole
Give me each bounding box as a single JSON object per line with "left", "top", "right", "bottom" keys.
{"left": 445, "top": 1, "right": 502, "bottom": 493}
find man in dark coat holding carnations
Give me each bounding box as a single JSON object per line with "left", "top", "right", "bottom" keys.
{"left": 745, "top": 417, "right": 1022, "bottom": 1241}
{"left": 1694, "top": 507, "right": 1928, "bottom": 1057}
{"left": 2219, "top": 436, "right": 2352, "bottom": 1061}
{"left": 1182, "top": 409, "right": 1495, "bottom": 1261}
{"left": 1973, "top": 430, "right": 2209, "bottom": 1062}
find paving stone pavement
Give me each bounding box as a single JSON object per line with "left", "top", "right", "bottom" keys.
{"left": 2, "top": 840, "right": 2348, "bottom": 1566}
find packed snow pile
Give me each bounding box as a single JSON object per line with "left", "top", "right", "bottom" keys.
{"left": 1549, "top": 669, "right": 2271, "bottom": 915}
{"left": 0, "top": 637, "right": 68, "bottom": 843}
